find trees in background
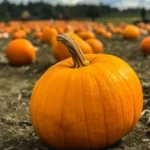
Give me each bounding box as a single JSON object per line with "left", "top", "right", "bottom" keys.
{"left": 0, "top": 1, "right": 142, "bottom": 21}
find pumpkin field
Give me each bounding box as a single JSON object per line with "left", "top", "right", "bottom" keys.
{"left": 0, "top": 20, "right": 149, "bottom": 150}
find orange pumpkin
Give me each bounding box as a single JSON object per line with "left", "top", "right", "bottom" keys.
{"left": 52, "top": 32, "right": 92, "bottom": 61}
{"left": 24, "top": 28, "right": 31, "bottom": 34}
{"left": 41, "top": 26, "right": 58, "bottom": 45}
{"left": 77, "top": 31, "right": 95, "bottom": 40}
{"left": 108, "top": 27, "right": 116, "bottom": 34}
{"left": 86, "top": 38, "right": 103, "bottom": 53}
{"left": 34, "top": 31, "right": 42, "bottom": 39}
{"left": 95, "top": 27, "right": 106, "bottom": 35}
{"left": 123, "top": 25, "right": 140, "bottom": 40}
{"left": 103, "top": 31, "right": 112, "bottom": 39}
{"left": 6, "top": 39, "right": 36, "bottom": 65}
{"left": 30, "top": 34, "right": 143, "bottom": 149}
{"left": 12, "top": 30, "right": 26, "bottom": 39}
{"left": 141, "top": 36, "right": 150, "bottom": 54}
{"left": 115, "top": 27, "right": 123, "bottom": 34}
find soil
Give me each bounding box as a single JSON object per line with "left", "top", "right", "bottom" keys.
{"left": 0, "top": 34, "right": 150, "bottom": 150}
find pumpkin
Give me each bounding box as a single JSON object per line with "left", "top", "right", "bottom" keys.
{"left": 141, "top": 36, "right": 150, "bottom": 54}
{"left": 115, "top": 27, "right": 123, "bottom": 34}
{"left": 41, "top": 26, "right": 58, "bottom": 45}
{"left": 86, "top": 38, "right": 103, "bottom": 53}
{"left": 12, "top": 30, "right": 26, "bottom": 39}
{"left": 6, "top": 39, "right": 36, "bottom": 65}
{"left": 123, "top": 25, "right": 140, "bottom": 40}
{"left": 103, "top": 31, "right": 112, "bottom": 39}
{"left": 30, "top": 34, "right": 143, "bottom": 149}
{"left": 77, "top": 31, "right": 95, "bottom": 40}
{"left": 52, "top": 32, "right": 92, "bottom": 61}
{"left": 34, "top": 31, "right": 42, "bottom": 39}
{"left": 95, "top": 27, "right": 106, "bottom": 35}
{"left": 108, "top": 27, "right": 116, "bottom": 34}
{"left": 24, "top": 28, "right": 31, "bottom": 34}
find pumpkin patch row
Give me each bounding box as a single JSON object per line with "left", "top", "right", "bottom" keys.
{"left": 3, "top": 20, "right": 150, "bottom": 66}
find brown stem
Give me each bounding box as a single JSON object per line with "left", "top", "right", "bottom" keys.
{"left": 57, "top": 34, "right": 90, "bottom": 68}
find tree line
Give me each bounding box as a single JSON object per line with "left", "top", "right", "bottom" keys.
{"left": 0, "top": 1, "right": 145, "bottom": 21}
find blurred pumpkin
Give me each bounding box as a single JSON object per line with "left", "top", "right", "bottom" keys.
{"left": 6, "top": 39, "right": 36, "bottom": 65}
{"left": 86, "top": 38, "right": 103, "bottom": 53}
{"left": 77, "top": 31, "right": 95, "bottom": 40}
{"left": 103, "top": 31, "right": 112, "bottom": 39}
{"left": 95, "top": 27, "right": 106, "bottom": 35}
{"left": 34, "top": 31, "right": 42, "bottom": 39}
{"left": 24, "top": 28, "right": 31, "bottom": 34}
{"left": 123, "top": 25, "right": 140, "bottom": 40}
{"left": 30, "top": 34, "right": 143, "bottom": 149}
{"left": 41, "top": 26, "right": 58, "bottom": 45}
{"left": 115, "top": 27, "right": 123, "bottom": 34}
{"left": 52, "top": 32, "right": 92, "bottom": 61}
{"left": 108, "top": 27, "right": 116, "bottom": 34}
{"left": 12, "top": 30, "right": 26, "bottom": 39}
{"left": 141, "top": 36, "right": 150, "bottom": 55}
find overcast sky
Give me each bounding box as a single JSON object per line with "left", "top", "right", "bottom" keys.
{"left": 5, "top": 0, "right": 150, "bottom": 10}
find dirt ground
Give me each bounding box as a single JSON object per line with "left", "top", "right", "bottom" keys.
{"left": 0, "top": 34, "right": 150, "bottom": 150}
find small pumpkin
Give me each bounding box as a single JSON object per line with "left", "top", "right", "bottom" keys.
{"left": 77, "top": 31, "right": 95, "bottom": 40}
{"left": 41, "top": 26, "right": 58, "bottom": 45}
{"left": 115, "top": 27, "right": 123, "bottom": 34}
{"left": 6, "top": 39, "right": 36, "bottom": 65}
{"left": 95, "top": 27, "right": 106, "bottom": 35}
{"left": 103, "top": 31, "right": 112, "bottom": 39}
{"left": 141, "top": 36, "right": 150, "bottom": 54}
{"left": 123, "top": 25, "right": 140, "bottom": 40}
{"left": 30, "top": 34, "right": 143, "bottom": 149}
{"left": 34, "top": 31, "right": 42, "bottom": 39}
{"left": 52, "top": 32, "right": 92, "bottom": 61}
{"left": 86, "top": 38, "right": 103, "bottom": 53}
{"left": 12, "top": 30, "right": 26, "bottom": 39}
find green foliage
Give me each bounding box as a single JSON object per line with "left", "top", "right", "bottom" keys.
{"left": 0, "top": 1, "right": 147, "bottom": 22}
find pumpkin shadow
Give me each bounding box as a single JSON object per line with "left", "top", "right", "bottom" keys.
{"left": 102, "top": 139, "right": 123, "bottom": 150}
{"left": 46, "top": 139, "right": 122, "bottom": 150}
{"left": 0, "top": 62, "right": 8, "bottom": 67}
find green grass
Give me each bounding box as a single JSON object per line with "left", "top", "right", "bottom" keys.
{"left": 96, "top": 11, "right": 150, "bottom": 24}
{"left": 96, "top": 16, "right": 140, "bottom": 24}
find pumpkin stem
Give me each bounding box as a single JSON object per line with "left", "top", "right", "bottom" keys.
{"left": 57, "top": 34, "right": 90, "bottom": 68}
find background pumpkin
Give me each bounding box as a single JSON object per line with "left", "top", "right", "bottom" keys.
{"left": 30, "top": 34, "right": 143, "bottom": 149}
{"left": 34, "top": 31, "right": 42, "bottom": 39}
{"left": 12, "top": 30, "right": 26, "bottom": 39}
{"left": 141, "top": 36, "right": 150, "bottom": 55}
{"left": 86, "top": 38, "right": 103, "bottom": 53}
{"left": 103, "top": 31, "right": 112, "bottom": 39}
{"left": 52, "top": 32, "right": 92, "bottom": 61}
{"left": 123, "top": 25, "right": 140, "bottom": 40}
{"left": 77, "top": 31, "right": 95, "bottom": 40}
{"left": 6, "top": 39, "right": 36, "bottom": 65}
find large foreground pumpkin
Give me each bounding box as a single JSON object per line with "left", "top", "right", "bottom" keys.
{"left": 30, "top": 34, "right": 143, "bottom": 149}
